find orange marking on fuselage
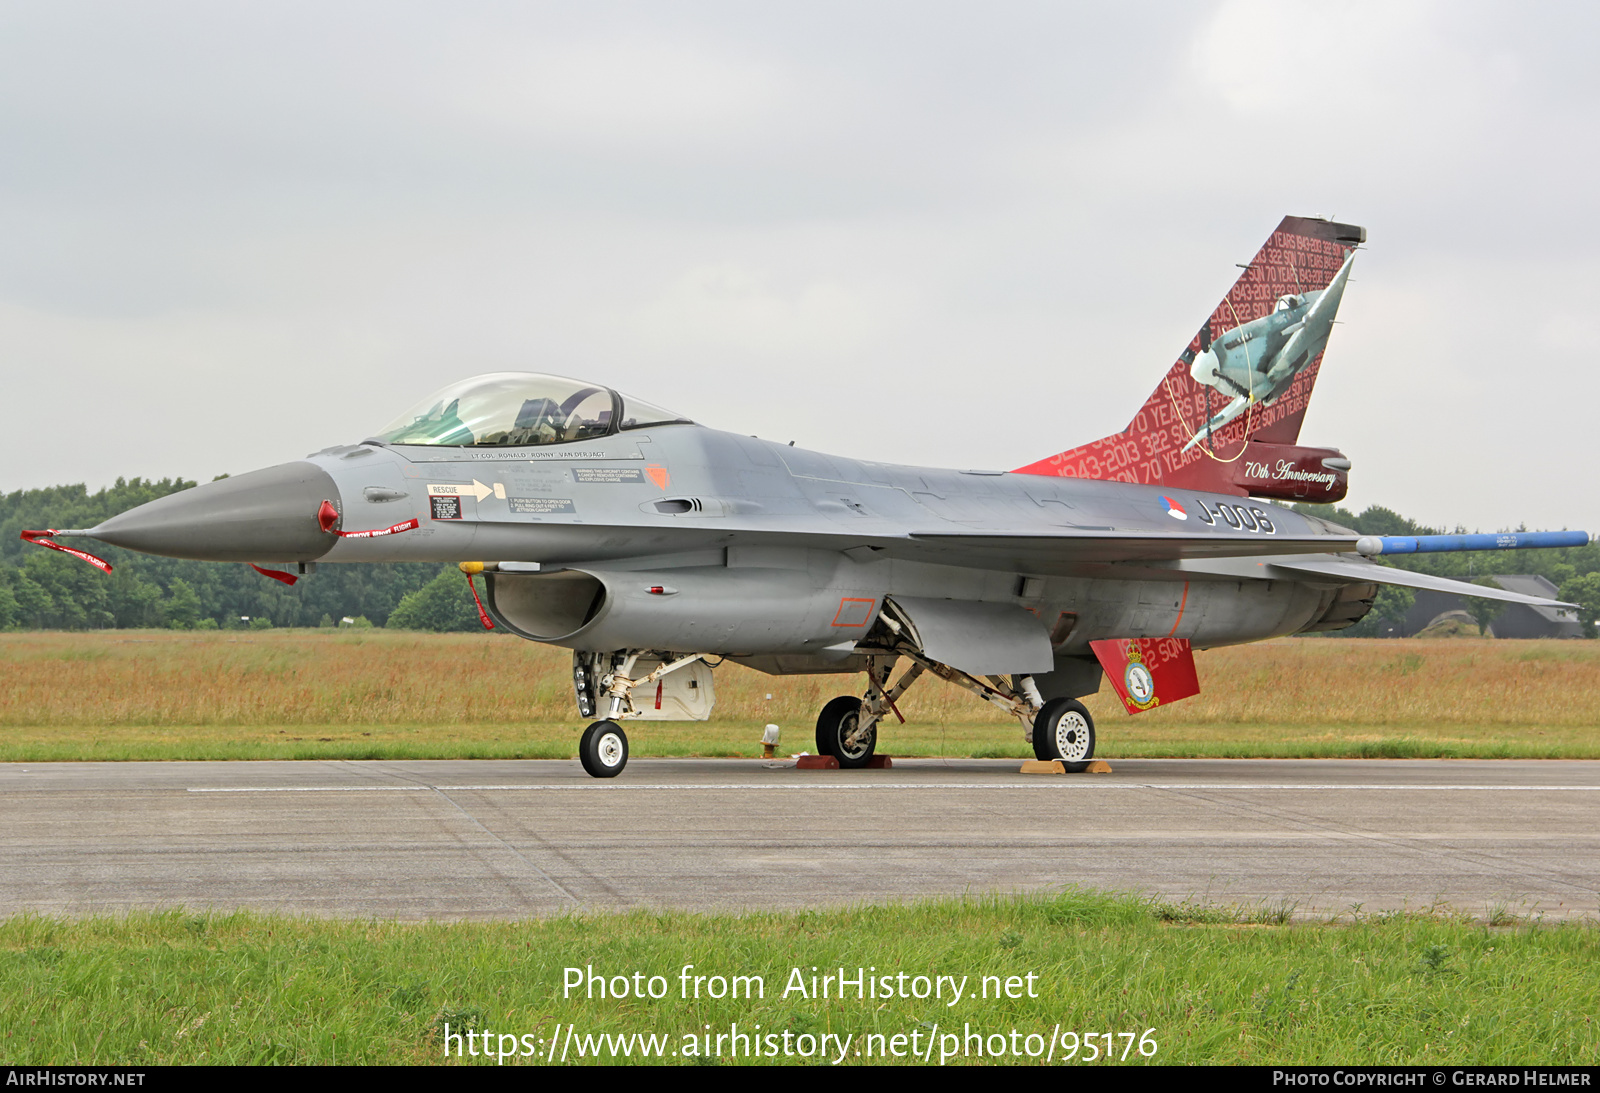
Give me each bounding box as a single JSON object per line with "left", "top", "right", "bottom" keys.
{"left": 1166, "top": 581, "right": 1190, "bottom": 637}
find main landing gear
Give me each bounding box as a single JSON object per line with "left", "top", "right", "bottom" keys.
{"left": 1031, "top": 697, "right": 1096, "bottom": 772}
{"left": 806, "top": 638, "right": 1098, "bottom": 773}
{"left": 815, "top": 695, "right": 876, "bottom": 768}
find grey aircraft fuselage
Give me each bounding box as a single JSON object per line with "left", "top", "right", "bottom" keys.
{"left": 87, "top": 414, "right": 1374, "bottom": 684}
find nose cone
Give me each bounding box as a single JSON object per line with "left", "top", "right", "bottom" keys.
{"left": 89, "top": 461, "right": 341, "bottom": 563}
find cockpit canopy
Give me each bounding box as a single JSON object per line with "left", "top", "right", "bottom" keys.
{"left": 374, "top": 373, "right": 693, "bottom": 447}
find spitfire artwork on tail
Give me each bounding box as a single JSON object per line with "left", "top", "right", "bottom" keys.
{"left": 25, "top": 216, "right": 1589, "bottom": 777}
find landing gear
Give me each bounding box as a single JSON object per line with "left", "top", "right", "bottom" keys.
{"left": 571, "top": 650, "right": 718, "bottom": 779}
{"left": 1033, "top": 698, "right": 1095, "bottom": 771}
{"left": 579, "top": 720, "right": 629, "bottom": 778}
{"left": 815, "top": 695, "right": 877, "bottom": 768}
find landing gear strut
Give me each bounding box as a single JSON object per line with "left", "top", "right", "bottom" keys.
{"left": 570, "top": 650, "right": 711, "bottom": 778}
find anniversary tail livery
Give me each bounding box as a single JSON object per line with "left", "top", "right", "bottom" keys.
{"left": 1015, "top": 215, "right": 1361, "bottom": 503}
{"left": 24, "top": 216, "right": 1588, "bottom": 777}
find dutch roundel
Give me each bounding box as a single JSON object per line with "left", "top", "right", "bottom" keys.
{"left": 1161, "top": 496, "right": 1188, "bottom": 521}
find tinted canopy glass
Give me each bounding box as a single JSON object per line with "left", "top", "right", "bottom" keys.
{"left": 374, "top": 373, "right": 681, "bottom": 448}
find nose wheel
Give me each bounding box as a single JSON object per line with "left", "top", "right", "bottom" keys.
{"left": 579, "top": 720, "right": 629, "bottom": 778}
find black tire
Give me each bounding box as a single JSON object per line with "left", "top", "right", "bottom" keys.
{"left": 579, "top": 720, "right": 629, "bottom": 778}
{"left": 1032, "top": 698, "right": 1095, "bottom": 771}
{"left": 815, "top": 695, "right": 876, "bottom": 769}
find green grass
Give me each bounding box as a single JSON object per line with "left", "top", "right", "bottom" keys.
{"left": 2, "top": 891, "right": 1594, "bottom": 1065}
{"left": 2, "top": 719, "right": 1596, "bottom": 764}
{"left": 4, "top": 630, "right": 1600, "bottom": 762}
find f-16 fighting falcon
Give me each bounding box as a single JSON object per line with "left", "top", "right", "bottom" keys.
{"left": 25, "top": 216, "right": 1588, "bottom": 777}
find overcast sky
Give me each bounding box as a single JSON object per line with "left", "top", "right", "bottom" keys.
{"left": 3, "top": 1, "right": 1596, "bottom": 533}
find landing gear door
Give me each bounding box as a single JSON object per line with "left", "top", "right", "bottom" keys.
{"left": 625, "top": 657, "right": 716, "bottom": 721}
{"left": 884, "top": 596, "right": 1054, "bottom": 676}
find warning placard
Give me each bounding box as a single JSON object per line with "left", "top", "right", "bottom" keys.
{"left": 573, "top": 467, "right": 645, "bottom": 484}
{"left": 430, "top": 495, "right": 462, "bottom": 520}
{"left": 509, "top": 497, "right": 576, "bottom": 514}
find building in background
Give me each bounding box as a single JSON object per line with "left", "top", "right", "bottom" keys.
{"left": 1400, "top": 576, "right": 1584, "bottom": 638}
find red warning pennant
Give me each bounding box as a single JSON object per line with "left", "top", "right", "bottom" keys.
{"left": 337, "top": 517, "right": 419, "bottom": 540}
{"left": 1089, "top": 637, "right": 1201, "bottom": 715}
{"left": 18, "top": 531, "right": 113, "bottom": 573}
{"left": 465, "top": 572, "right": 495, "bottom": 630}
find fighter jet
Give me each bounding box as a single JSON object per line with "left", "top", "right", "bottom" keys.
{"left": 25, "top": 216, "right": 1588, "bottom": 778}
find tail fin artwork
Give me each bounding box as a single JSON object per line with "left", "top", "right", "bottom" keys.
{"left": 1014, "top": 215, "right": 1366, "bottom": 503}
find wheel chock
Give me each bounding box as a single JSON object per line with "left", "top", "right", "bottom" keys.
{"left": 795, "top": 755, "right": 840, "bottom": 769}
{"left": 1019, "top": 759, "right": 1115, "bottom": 774}
{"left": 865, "top": 755, "right": 893, "bottom": 769}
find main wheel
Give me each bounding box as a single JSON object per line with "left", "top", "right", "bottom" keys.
{"left": 815, "top": 695, "right": 876, "bottom": 769}
{"left": 1033, "top": 698, "right": 1095, "bottom": 772}
{"left": 579, "top": 720, "right": 629, "bottom": 778}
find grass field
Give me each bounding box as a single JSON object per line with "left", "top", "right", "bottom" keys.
{"left": 1, "top": 629, "right": 1598, "bottom": 761}
{"left": 4, "top": 634, "right": 1596, "bottom": 1067}
{"left": 2, "top": 890, "right": 1594, "bottom": 1066}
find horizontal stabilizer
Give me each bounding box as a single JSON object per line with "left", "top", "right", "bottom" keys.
{"left": 1265, "top": 556, "right": 1575, "bottom": 608}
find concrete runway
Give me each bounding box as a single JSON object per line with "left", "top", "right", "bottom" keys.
{"left": 2, "top": 757, "right": 1596, "bottom": 920}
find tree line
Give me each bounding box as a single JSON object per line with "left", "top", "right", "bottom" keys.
{"left": 0, "top": 478, "right": 442, "bottom": 630}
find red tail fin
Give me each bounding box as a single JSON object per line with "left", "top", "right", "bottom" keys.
{"left": 1015, "top": 215, "right": 1364, "bottom": 503}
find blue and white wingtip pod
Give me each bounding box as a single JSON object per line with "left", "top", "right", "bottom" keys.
{"left": 1355, "top": 531, "right": 1593, "bottom": 557}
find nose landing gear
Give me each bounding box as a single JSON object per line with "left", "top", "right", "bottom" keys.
{"left": 579, "top": 720, "right": 629, "bottom": 778}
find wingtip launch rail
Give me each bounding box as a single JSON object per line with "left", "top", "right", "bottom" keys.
{"left": 1355, "top": 531, "right": 1591, "bottom": 557}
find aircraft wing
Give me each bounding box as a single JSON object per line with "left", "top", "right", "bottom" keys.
{"left": 903, "top": 530, "right": 1361, "bottom": 568}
